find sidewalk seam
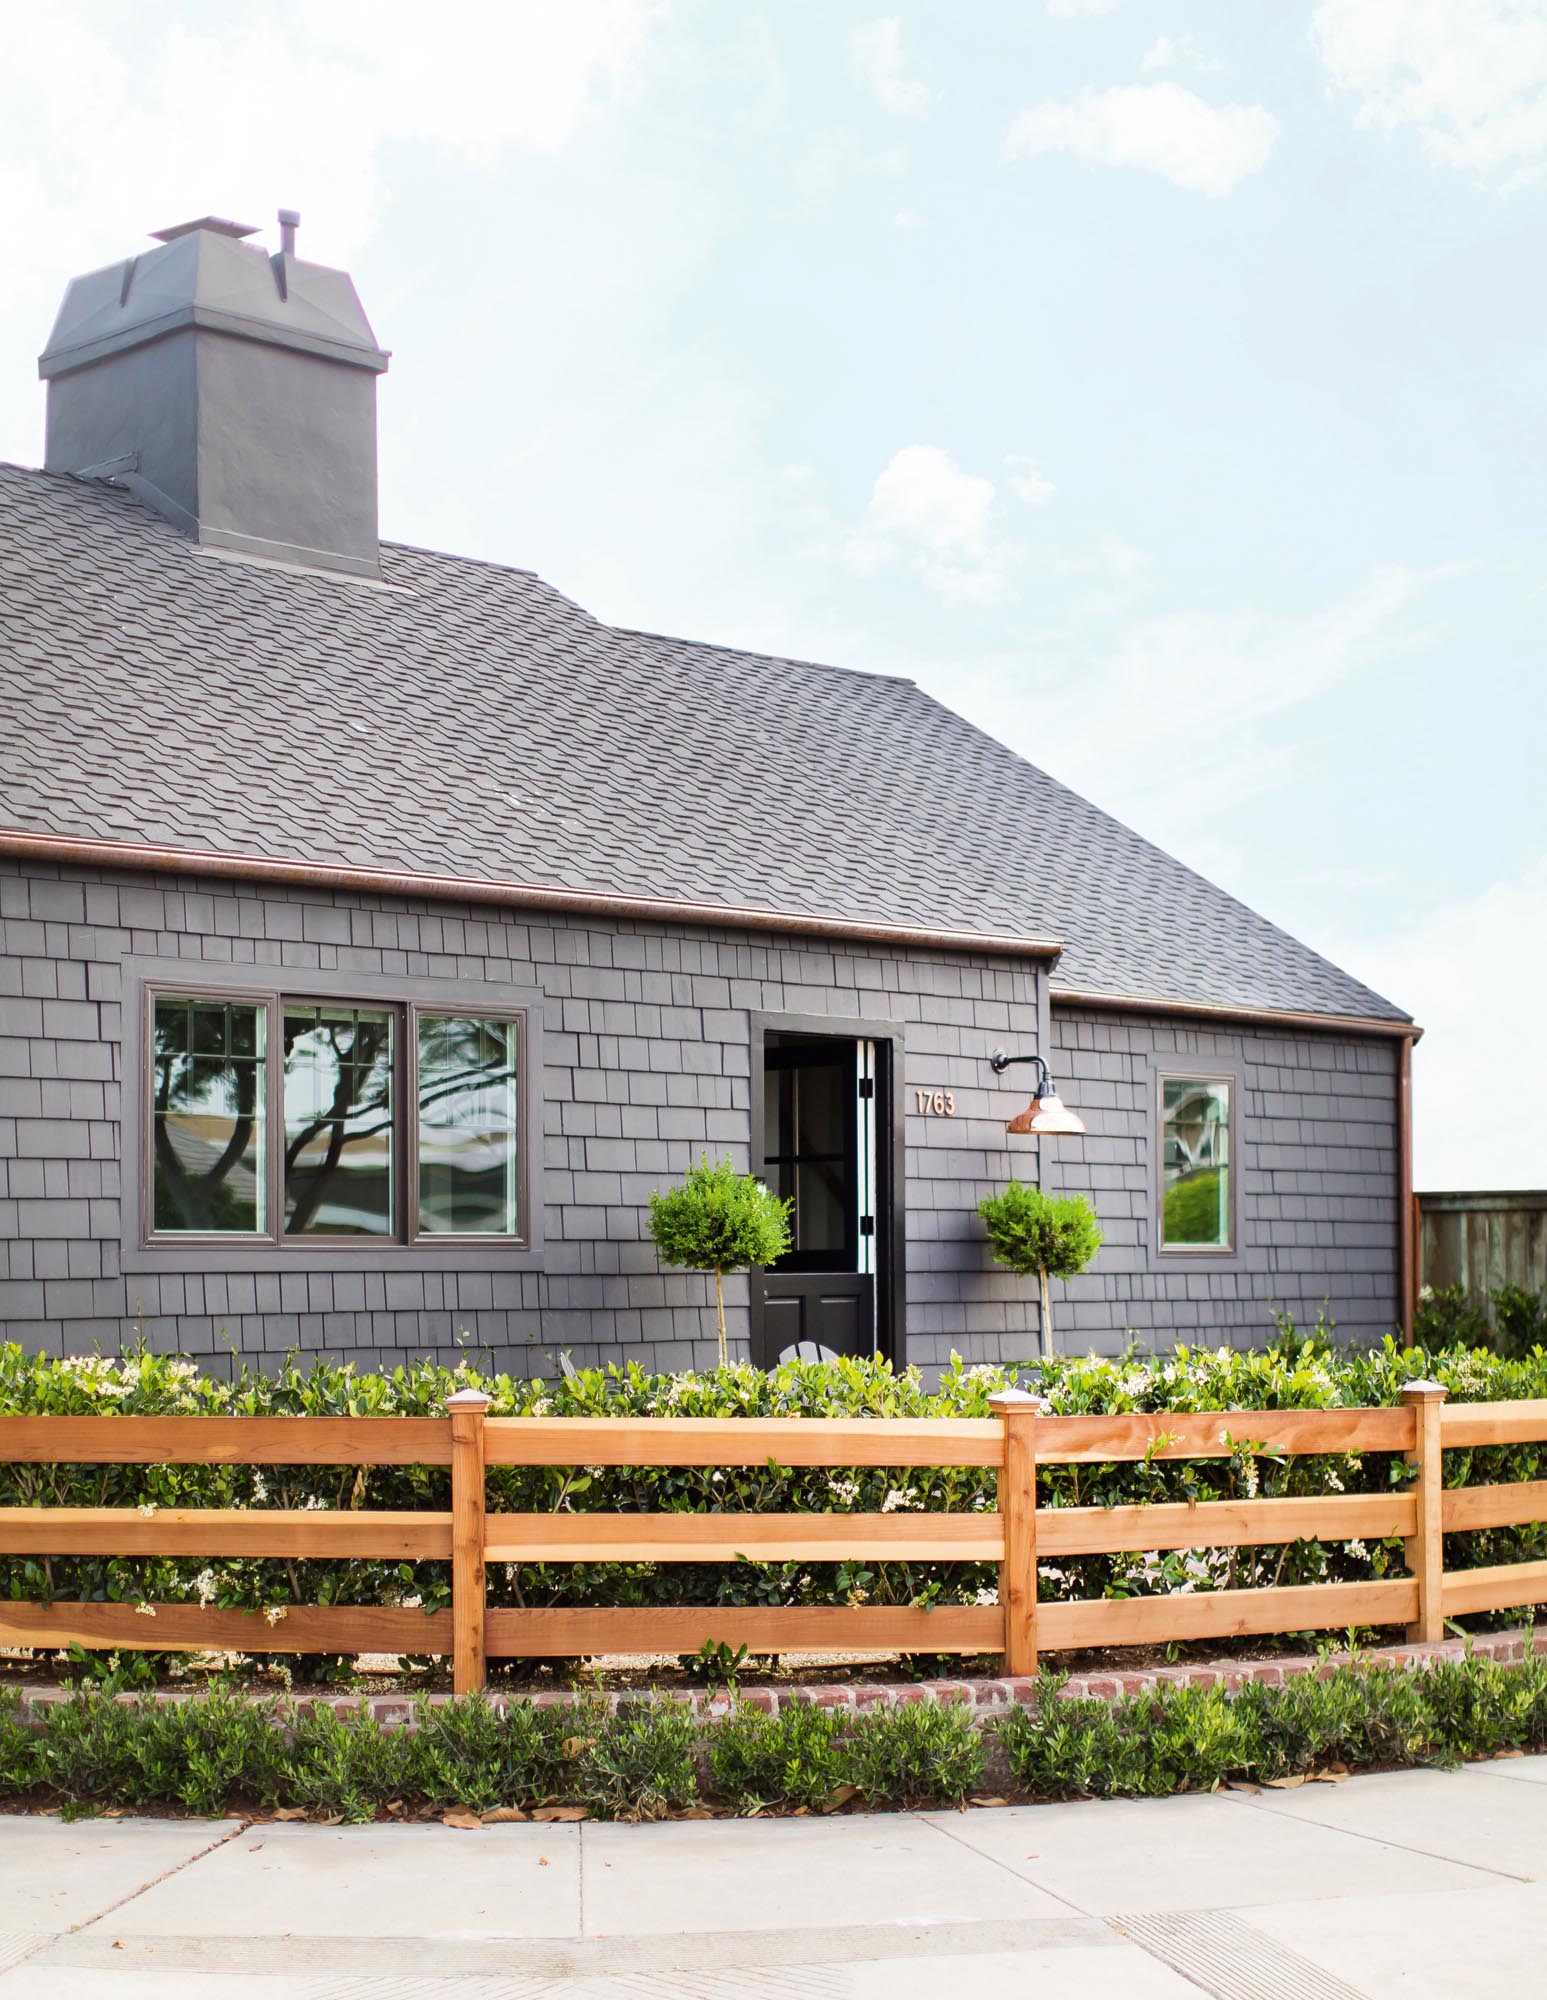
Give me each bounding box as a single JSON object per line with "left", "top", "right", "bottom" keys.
{"left": 68, "top": 1818, "right": 250, "bottom": 1936}
{"left": 1214, "top": 1790, "right": 1532, "bottom": 1885}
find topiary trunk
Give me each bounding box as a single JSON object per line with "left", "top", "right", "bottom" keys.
{"left": 715, "top": 1268, "right": 728, "bottom": 1369}
{"left": 1038, "top": 1263, "right": 1053, "bottom": 1359}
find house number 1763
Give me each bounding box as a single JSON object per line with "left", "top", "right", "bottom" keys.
{"left": 915, "top": 1089, "right": 956, "bottom": 1116}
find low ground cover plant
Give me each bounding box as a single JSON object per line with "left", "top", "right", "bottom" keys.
{"left": 2, "top": 1651, "right": 1543, "bottom": 1821}
{"left": 2, "top": 1329, "right": 1544, "bottom": 1677}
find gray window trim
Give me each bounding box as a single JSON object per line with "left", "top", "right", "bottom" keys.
{"left": 121, "top": 956, "right": 545, "bottom": 1275}
{"left": 1155, "top": 1067, "right": 1239, "bottom": 1259}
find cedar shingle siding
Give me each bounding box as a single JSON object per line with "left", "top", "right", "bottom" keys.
{"left": 0, "top": 862, "right": 1401, "bottom": 1367}
{"left": 1046, "top": 1007, "right": 1400, "bottom": 1346}
{"left": 0, "top": 860, "right": 1058, "bottom": 1371}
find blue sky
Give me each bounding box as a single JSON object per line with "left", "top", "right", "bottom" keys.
{"left": 1, "top": 1, "right": 1543, "bottom": 1187}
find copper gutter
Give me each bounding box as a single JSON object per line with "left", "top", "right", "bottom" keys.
{"left": 1051, "top": 986, "right": 1421, "bottom": 1043}
{"left": 1399, "top": 1032, "right": 1418, "bottom": 1346}
{"left": 0, "top": 828, "right": 1064, "bottom": 962}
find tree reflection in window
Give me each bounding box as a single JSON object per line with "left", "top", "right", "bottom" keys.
{"left": 283, "top": 1006, "right": 394, "bottom": 1235}
{"left": 416, "top": 1015, "right": 521, "bottom": 1235}
{"left": 152, "top": 997, "right": 266, "bottom": 1232}
{"left": 1161, "top": 1077, "right": 1231, "bottom": 1248}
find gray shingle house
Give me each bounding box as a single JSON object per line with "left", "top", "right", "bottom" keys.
{"left": 0, "top": 217, "right": 1418, "bottom": 1374}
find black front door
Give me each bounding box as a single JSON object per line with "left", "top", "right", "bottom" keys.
{"left": 753, "top": 1033, "right": 885, "bottom": 1367}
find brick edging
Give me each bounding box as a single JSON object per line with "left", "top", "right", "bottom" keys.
{"left": 11, "top": 1627, "right": 1543, "bottom": 1727}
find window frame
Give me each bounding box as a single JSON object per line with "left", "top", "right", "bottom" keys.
{"left": 135, "top": 970, "right": 535, "bottom": 1260}
{"left": 1155, "top": 1069, "right": 1237, "bottom": 1257}
{"left": 404, "top": 1002, "right": 527, "bottom": 1249}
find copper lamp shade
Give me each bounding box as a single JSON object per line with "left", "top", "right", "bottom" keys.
{"left": 989, "top": 1047, "right": 1086, "bottom": 1138}
{"left": 1006, "top": 1091, "right": 1086, "bottom": 1137}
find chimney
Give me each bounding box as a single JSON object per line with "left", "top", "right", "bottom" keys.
{"left": 38, "top": 213, "right": 390, "bottom": 580}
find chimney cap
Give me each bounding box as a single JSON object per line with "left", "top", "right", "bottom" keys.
{"left": 150, "top": 217, "right": 259, "bottom": 244}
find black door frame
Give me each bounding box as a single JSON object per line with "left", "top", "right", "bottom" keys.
{"left": 748, "top": 1010, "right": 907, "bottom": 1367}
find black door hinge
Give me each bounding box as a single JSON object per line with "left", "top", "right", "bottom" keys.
{"left": 857, "top": 1078, "right": 875, "bottom": 1099}
{"left": 859, "top": 1215, "right": 875, "bottom": 1236}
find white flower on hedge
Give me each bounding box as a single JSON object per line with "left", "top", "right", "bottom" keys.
{"left": 251, "top": 1473, "right": 269, "bottom": 1503}
{"left": 263, "top": 1606, "right": 288, "bottom": 1626}
{"left": 193, "top": 1567, "right": 218, "bottom": 1607}
{"left": 880, "top": 1487, "right": 918, "bottom": 1513}
{"left": 136, "top": 1503, "right": 157, "bottom": 1518}
{"left": 829, "top": 1477, "right": 861, "bottom": 1506}
{"left": 302, "top": 1494, "right": 327, "bottom": 1511}
{"left": 1326, "top": 1470, "right": 1344, "bottom": 1492}
{"left": 1344, "top": 1539, "right": 1369, "bottom": 1562}
{"left": 975, "top": 1587, "right": 999, "bottom": 1606}
{"left": 133, "top": 1602, "right": 157, "bottom": 1617}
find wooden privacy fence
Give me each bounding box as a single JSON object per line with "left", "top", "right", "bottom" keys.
{"left": 2, "top": 1382, "right": 1546, "bottom": 1694}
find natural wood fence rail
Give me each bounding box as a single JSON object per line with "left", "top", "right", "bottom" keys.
{"left": 2, "top": 1381, "right": 1545, "bottom": 1693}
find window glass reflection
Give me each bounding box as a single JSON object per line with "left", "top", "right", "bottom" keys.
{"left": 1161, "top": 1078, "right": 1231, "bottom": 1248}
{"left": 283, "top": 1006, "right": 394, "bottom": 1235}
{"left": 152, "top": 995, "right": 266, "bottom": 1233}
{"left": 416, "top": 1015, "right": 521, "bottom": 1236}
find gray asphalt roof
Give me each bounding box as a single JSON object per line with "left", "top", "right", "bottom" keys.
{"left": 0, "top": 463, "right": 1406, "bottom": 1022}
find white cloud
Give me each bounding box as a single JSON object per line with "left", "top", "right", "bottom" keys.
{"left": 950, "top": 563, "right": 1447, "bottom": 856}
{"left": 1004, "top": 82, "right": 1279, "bottom": 198}
{"left": 1140, "top": 34, "right": 1225, "bottom": 75}
{"left": 843, "top": 445, "right": 1025, "bottom": 605}
{"left": 1053, "top": 531, "right": 1153, "bottom": 618}
{"left": 1312, "top": 0, "right": 1547, "bottom": 193}
{"left": 1004, "top": 454, "right": 1056, "bottom": 505}
{"left": 851, "top": 17, "right": 935, "bottom": 117}
{"left": 1321, "top": 859, "right": 1547, "bottom": 1189}
{"left": 0, "top": 1, "right": 651, "bottom": 286}
{"left": 793, "top": 133, "right": 908, "bottom": 197}
{"left": 894, "top": 208, "right": 928, "bottom": 230}
{"left": 1047, "top": 0, "right": 1126, "bottom": 16}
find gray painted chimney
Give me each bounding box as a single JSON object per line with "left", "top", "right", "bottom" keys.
{"left": 38, "top": 214, "right": 390, "bottom": 579}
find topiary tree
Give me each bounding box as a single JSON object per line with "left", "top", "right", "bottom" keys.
{"left": 647, "top": 1154, "right": 793, "bottom": 1368}
{"left": 977, "top": 1182, "right": 1103, "bottom": 1359}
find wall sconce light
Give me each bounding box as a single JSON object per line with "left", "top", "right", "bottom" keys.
{"left": 988, "top": 1049, "right": 1086, "bottom": 1137}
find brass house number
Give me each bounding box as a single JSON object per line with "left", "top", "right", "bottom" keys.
{"left": 915, "top": 1089, "right": 957, "bottom": 1116}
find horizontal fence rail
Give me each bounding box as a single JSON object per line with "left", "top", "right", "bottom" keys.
{"left": 1, "top": 1385, "right": 1545, "bottom": 1691}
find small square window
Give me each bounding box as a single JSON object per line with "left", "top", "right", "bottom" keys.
{"left": 1159, "top": 1076, "right": 1232, "bottom": 1251}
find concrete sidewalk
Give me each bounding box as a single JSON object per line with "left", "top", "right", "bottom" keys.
{"left": 2, "top": 1759, "right": 1545, "bottom": 1999}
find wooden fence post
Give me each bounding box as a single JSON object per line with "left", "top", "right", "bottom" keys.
{"left": 989, "top": 1388, "right": 1041, "bottom": 1676}
{"left": 447, "top": 1388, "right": 493, "bottom": 1694}
{"left": 1402, "top": 1378, "right": 1448, "bottom": 1644}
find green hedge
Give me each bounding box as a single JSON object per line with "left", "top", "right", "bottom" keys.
{"left": 3, "top": 1652, "right": 1545, "bottom": 1820}
{"left": 2, "top": 1333, "right": 1545, "bottom": 1658}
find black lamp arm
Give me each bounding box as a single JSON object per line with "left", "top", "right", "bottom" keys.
{"left": 987, "top": 1049, "right": 1053, "bottom": 1092}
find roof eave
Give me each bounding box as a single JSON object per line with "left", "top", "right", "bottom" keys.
{"left": 0, "top": 828, "right": 1065, "bottom": 964}
{"left": 1051, "top": 984, "right": 1421, "bottom": 1042}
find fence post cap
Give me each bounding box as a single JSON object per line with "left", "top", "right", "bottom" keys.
{"left": 446, "top": 1387, "right": 494, "bottom": 1411}
{"left": 988, "top": 1387, "right": 1046, "bottom": 1413}
{"left": 1400, "top": 1378, "right": 1448, "bottom": 1401}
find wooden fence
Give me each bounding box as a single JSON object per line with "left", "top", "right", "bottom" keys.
{"left": 2, "top": 1383, "right": 1546, "bottom": 1694}
{"left": 1419, "top": 1190, "right": 1547, "bottom": 1306}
